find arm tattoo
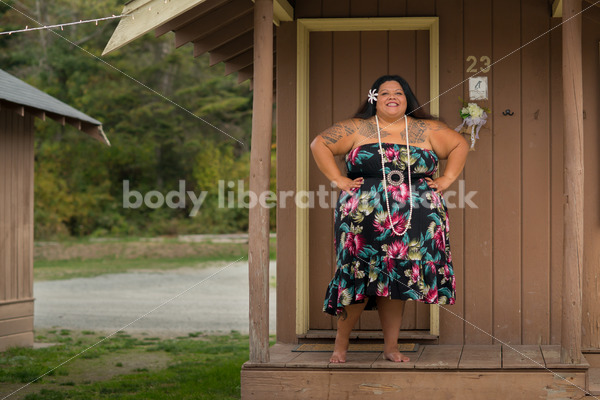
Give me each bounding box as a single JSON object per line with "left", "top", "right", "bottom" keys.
{"left": 320, "top": 123, "right": 351, "bottom": 145}
{"left": 408, "top": 119, "right": 428, "bottom": 143}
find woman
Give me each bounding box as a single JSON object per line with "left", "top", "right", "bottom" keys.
{"left": 310, "top": 75, "right": 468, "bottom": 363}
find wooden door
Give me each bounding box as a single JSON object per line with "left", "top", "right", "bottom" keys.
{"left": 308, "top": 29, "right": 432, "bottom": 332}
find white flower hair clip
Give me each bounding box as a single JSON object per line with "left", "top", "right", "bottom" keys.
{"left": 367, "top": 89, "right": 378, "bottom": 104}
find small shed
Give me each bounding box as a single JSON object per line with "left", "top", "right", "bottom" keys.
{"left": 0, "top": 69, "right": 108, "bottom": 351}
{"left": 103, "top": 0, "right": 600, "bottom": 398}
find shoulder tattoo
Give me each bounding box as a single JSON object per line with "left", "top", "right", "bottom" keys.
{"left": 320, "top": 122, "right": 354, "bottom": 145}
{"left": 356, "top": 119, "right": 392, "bottom": 140}
{"left": 408, "top": 119, "right": 428, "bottom": 143}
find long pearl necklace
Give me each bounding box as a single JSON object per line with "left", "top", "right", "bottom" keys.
{"left": 376, "top": 114, "right": 412, "bottom": 236}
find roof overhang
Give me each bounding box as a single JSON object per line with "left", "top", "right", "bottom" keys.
{"left": 103, "top": 0, "right": 211, "bottom": 55}
{"left": 0, "top": 69, "right": 109, "bottom": 145}
{"left": 102, "top": 0, "right": 292, "bottom": 85}
{"left": 102, "top": 0, "right": 292, "bottom": 55}
{"left": 0, "top": 100, "right": 109, "bottom": 144}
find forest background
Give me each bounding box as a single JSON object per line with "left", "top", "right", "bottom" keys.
{"left": 1, "top": 0, "right": 276, "bottom": 239}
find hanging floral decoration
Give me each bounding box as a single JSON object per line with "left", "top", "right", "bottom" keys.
{"left": 454, "top": 99, "right": 490, "bottom": 150}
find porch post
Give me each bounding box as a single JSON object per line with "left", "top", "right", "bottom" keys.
{"left": 248, "top": 0, "right": 273, "bottom": 363}
{"left": 560, "top": 0, "right": 584, "bottom": 364}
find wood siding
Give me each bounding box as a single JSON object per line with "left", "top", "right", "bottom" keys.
{"left": 0, "top": 108, "right": 35, "bottom": 350}
{"left": 581, "top": 7, "right": 600, "bottom": 350}
{"left": 276, "top": 0, "right": 600, "bottom": 346}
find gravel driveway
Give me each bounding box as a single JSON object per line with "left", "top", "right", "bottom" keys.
{"left": 34, "top": 261, "right": 276, "bottom": 336}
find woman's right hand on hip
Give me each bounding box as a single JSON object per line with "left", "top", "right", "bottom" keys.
{"left": 333, "top": 177, "right": 364, "bottom": 193}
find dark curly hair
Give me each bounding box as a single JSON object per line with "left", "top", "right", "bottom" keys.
{"left": 354, "top": 75, "right": 434, "bottom": 120}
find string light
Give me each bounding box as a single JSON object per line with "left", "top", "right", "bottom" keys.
{"left": 0, "top": 14, "right": 127, "bottom": 36}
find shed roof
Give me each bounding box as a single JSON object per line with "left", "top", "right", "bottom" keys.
{"left": 0, "top": 69, "right": 109, "bottom": 145}
{"left": 102, "top": 0, "right": 292, "bottom": 84}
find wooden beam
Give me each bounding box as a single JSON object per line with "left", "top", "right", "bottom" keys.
{"left": 0, "top": 101, "right": 25, "bottom": 117}
{"left": 82, "top": 124, "right": 111, "bottom": 146}
{"left": 272, "top": 0, "right": 293, "bottom": 25}
{"left": 0, "top": 101, "right": 106, "bottom": 144}
{"left": 174, "top": 0, "right": 253, "bottom": 48}
{"left": 65, "top": 117, "right": 82, "bottom": 131}
{"left": 192, "top": 11, "right": 254, "bottom": 57}
{"left": 209, "top": 30, "right": 254, "bottom": 66}
{"left": 252, "top": 0, "right": 292, "bottom": 26}
{"left": 248, "top": 0, "right": 273, "bottom": 364}
{"left": 30, "top": 109, "right": 46, "bottom": 121}
{"left": 237, "top": 65, "right": 253, "bottom": 84}
{"left": 46, "top": 113, "right": 66, "bottom": 126}
{"left": 561, "top": 0, "right": 584, "bottom": 364}
{"left": 13, "top": 106, "right": 24, "bottom": 117}
{"left": 224, "top": 48, "right": 254, "bottom": 75}
{"left": 155, "top": 0, "right": 230, "bottom": 37}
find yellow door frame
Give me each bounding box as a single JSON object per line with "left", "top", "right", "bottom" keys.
{"left": 295, "top": 17, "right": 440, "bottom": 336}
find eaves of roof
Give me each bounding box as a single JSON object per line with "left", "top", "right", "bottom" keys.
{"left": 103, "top": 0, "right": 293, "bottom": 85}
{"left": 0, "top": 69, "right": 109, "bottom": 145}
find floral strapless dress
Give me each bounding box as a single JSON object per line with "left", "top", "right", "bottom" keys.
{"left": 323, "top": 142, "right": 456, "bottom": 316}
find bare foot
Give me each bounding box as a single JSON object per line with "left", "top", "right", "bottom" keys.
{"left": 383, "top": 351, "right": 410, "bottom": 362}
{"left": 330, "top": 330, "right": 350, "bottom": 363}
{"left": 329, "top": 349, "right": 347, "bottom": 363}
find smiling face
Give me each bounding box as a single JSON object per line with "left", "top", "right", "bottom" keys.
{"left": 375, "top": 80, "right": 407, "bottom": 121}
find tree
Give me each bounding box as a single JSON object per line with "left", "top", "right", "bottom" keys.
{"left": 1, "top": 0, "right": 259, "bottom": 238}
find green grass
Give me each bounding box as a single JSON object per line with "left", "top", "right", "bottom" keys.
{"left": 4, "top": 238, "right": 278, "bottom": 398}
{"left": 0, "top": 329, "right": 267, "bottom": 400}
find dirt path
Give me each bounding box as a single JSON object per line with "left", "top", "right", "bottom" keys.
{"left": 34, "top": 261, "right": 277, "bottom": 336}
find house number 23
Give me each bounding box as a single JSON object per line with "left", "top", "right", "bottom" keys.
{"left": 466, "top": 55, "right": 491, "bottom": 73}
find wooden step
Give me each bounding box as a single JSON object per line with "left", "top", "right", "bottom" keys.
{"left": 243, "top": 344, "right": 590, "bottom": 399}
{"left": 298, "top": 329, "right": 438, "bottom": 343}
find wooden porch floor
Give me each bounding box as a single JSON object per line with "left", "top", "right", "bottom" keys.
{"left": 242, "top": 344, "right": 594, "bottom": 400}
{"left": 244, "top": 343, "right": 589, "bottom": 370}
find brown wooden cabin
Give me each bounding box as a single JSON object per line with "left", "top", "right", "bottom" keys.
{"left": 104, "top": 0, "right": 600, "bottom": 398}
{"left": 0, "top": 69, "right": 109, "bottom": 351}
